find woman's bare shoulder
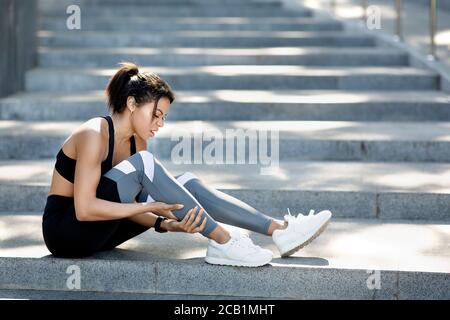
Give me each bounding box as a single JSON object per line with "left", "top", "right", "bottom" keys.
{"left": 75, "top": 117, "right": 106, "bottom": 135}
{"left": 64, "top": 117, "right": 108, "bottom": 160}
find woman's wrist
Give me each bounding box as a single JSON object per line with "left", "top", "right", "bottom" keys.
{"left": 160, "top": 219, "right": 172, "bottom": 232}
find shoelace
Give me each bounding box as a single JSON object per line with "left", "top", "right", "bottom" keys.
{"left": 284, "top": 208, "right": 315, "bottom": 222}
{"left": 231, "top": 233, "right": 259, "bottom": 253}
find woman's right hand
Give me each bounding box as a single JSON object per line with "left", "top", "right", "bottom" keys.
{"left": 147, "top": 202, "right": 184, "bottom": 220}
{"left": 165, "top": 206, "right": 207, "bottom": 233}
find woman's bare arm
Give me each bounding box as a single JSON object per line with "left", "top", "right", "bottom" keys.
{"left": 73, "top": 128, "right": 154, "bottom": 221}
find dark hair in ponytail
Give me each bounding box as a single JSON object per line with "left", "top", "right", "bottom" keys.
{"left": 106, "top": 61, "right": 175, "bottom": 114}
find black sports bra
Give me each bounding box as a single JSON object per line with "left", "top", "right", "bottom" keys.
{"left": 54, "top": 115, "right": 136, "bottom": 183}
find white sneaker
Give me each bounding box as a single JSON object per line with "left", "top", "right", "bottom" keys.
{"left": 272, "top": 209, "right": 332, "bottom": 257}
{"left": 205, "top": 229, "right": 273, "bottom": 267}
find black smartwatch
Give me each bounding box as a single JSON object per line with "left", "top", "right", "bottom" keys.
{"left": 154, "top": 217, "right": 168, "bottom": 233}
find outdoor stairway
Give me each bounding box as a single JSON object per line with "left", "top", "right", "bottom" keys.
{"left": 0, "top": 0, "right": 449, "bottom": 299}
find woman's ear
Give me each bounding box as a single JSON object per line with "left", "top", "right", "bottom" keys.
{"left": 126, "top": 96, "right": 137, "bottom": 113}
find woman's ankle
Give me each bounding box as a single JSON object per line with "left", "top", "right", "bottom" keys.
{"left": 209, "top": 226, "right": 231, "bottom": 244}
{"left": 267, "top": 219, "right": 288, "bottom": 236}
{"left": 217, "top": 234, "right": 231, "bottom": 244}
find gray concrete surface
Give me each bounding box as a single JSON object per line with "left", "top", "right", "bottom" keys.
{"left": 0, "top": 289, "right": 280, "bottom": 300}
{"left": 1, "top": 120, "right": 450, "bottom": 162}
{"left": 37, "top": 47, "right": 408, "bottom": 67}
{"left": 2, "top": 89, "right": 450, "bottom": 121}
{"left": 39, "top": 16, "right": 343, "bottom": 32}
{"left": 0, "top": 214, "right": 449, "bottom": 299}
{"left": 0, "top": 160, "right": 449, "bottom": 220}
{"left": 40, "top": 5, "right": 311, "bottom": 17}
{"left": 25, "top": 66, "right": 438, "bottom": 91}
{"left": 1, "top": 0, "right": 449, "bottom": 299}
{"left": 38, "top": 31, "right": 374, "bottom": 48}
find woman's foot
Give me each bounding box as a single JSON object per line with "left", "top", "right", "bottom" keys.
{"left": 272, "top": 209, "right": 332, "bottom": 257}
{"left": 205, "top": 229, "right": 273, "bottom": 267}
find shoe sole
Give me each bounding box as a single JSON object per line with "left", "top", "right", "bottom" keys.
{"left": 204, "top": 256, "right": 272, "bottom": 267}
{"left": 280, "top": 217, "right": 331, "bottom": 257}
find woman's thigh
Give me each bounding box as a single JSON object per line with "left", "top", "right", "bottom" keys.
{"left": 44, "top": 175, "right": 146, "bottom": 258}
{"left": 93, "top": 174, "right": 151, "bottom": 252}
{"left": 43, "top": 201, "right": 122, "bottom": 258}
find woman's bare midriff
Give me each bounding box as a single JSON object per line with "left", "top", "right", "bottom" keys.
{"left": 48, "top": 168, "right": 75, "bottom": 197}
{"left": 48, "top": 117, "right": 133, "bottom": 198}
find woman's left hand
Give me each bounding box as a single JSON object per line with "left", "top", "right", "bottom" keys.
{"left": 163, "top": 206, "right": 207, "bottom": 233}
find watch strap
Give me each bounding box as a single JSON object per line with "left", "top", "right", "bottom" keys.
{"left": 154, "top": 216, "right": 168, "bottom": 233}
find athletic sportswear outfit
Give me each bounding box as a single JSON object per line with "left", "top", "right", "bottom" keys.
{"left": 42, "top": 115, "right": 273, "bottom": 258}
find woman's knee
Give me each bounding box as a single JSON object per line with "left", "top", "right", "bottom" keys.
{"left": 134, "top": 150, "right": 155, "bottom": 181}
{"left": 105, "top": 150, "right": 155, "bottom": 182}
{"left": 100, "top": 151, "right": 154, "bottom": 203}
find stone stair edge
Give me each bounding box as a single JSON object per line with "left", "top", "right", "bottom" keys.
{"left": 0, "top": 255, "right": 449, "bottom": 299}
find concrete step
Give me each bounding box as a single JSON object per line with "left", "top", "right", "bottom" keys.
{"left": 0, "top": 289, "right": 277, "bottom": 300}
{"left": 2, "top": 120, "right": 450, "bottom": 162}
{"left": 40, "top": 5, "right": 311, "bottom": 17}
{"left": 0, "top": 159, "right": 449, "bottom": 220}
{"left": 1, "top": 120, "right": 450, "bottom": 162}
{"left": 39, "top": 0, "right": 282, "bottom": 5}
{"left": 3, "top": 90, "right": 450, "bottom": 122}
{"left": 39, "top": 0, "right": 279, "bottom": 6}
{"left": 38, "top": 47, "right": 408, "bottom": 68}
{"left": 40, "top": 1, "right": 285, "bottom": 9}
{"left": 1, "top": 214, "right": 449, "bottom": 299}
{"left": 25, "top": 66, "right": 438, "bottom": 91}
{"left": 38, "top": 31, "right": 375, "bottom": 48}
{"left": 39, "top": 16, "right": 343, "bottom": 32}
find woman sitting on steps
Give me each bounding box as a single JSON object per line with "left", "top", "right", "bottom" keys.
{"left": 42, "top": 61, "right": 332, "bottom": 267}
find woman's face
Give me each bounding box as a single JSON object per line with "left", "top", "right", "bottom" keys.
{"left": 131, "top": 96, "right": 171, "bottom": 141}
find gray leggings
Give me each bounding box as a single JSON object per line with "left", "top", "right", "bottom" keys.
{"left": 103, "top": 151, "right": 273, "bottom": 237}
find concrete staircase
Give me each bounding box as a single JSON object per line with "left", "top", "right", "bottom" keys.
{"left": 0, "top": 0, "right": 449, "bottom": 299}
